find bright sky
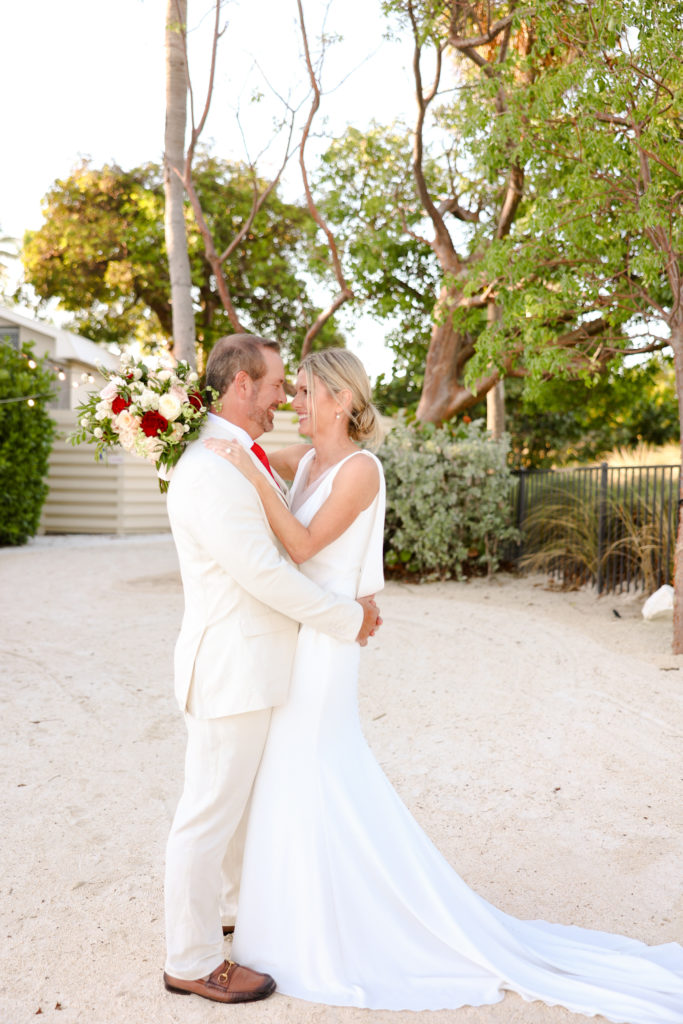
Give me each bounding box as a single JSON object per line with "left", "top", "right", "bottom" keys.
{"left": 1, "top": 0, "right": 419, "bottom": 377}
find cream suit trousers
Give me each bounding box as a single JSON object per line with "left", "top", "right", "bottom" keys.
{"left": 164, "top": 708, "right": 272, "bottom": 979}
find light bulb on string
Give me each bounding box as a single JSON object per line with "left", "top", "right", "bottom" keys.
{"left": 27, "top": 359, "right": 37, "bottom": 369}
{"left": 27, "top": 398, "right": 35, "bottom": 407}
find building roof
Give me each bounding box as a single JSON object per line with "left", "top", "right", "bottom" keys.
{"left": 0, "top": 304, "right": 120, "bottom": 370}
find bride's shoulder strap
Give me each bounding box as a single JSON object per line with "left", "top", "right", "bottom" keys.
{"left": 354, "top": 449, "right": 385, "bottom": 481}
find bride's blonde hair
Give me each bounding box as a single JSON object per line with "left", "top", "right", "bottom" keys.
{"left": 299, "top": 348, "right": 384, "bottom": 449}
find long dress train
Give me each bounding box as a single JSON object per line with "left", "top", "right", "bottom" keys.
{"left": 232, "top": 449, "right": 683, "bottom": 1022}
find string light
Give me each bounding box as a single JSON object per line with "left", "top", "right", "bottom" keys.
{"left": 0, "top": 337, "right": 98, "bottom": 382}
{"left": 0, "top": 337, "right": 108, "bottom": 408}
{"left": 0, "top": 392, "right": 54, "bottom": 405}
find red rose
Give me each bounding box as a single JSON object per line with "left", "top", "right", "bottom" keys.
{"left": 189, "top": 390, "right": 204, "bottom": 411}
{"left": 111, "top": 395, "right": 132, "bottom": 415}
{"left": 140, "top": 410, "right": 169, "bottom": 437}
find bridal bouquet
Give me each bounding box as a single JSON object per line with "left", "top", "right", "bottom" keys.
{"left": 71, "top": 354, "right": 217, "bottom": 492}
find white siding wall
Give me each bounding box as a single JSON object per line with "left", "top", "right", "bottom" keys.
{"left": 39, "top": 410, "right": 307, "bottom": 535}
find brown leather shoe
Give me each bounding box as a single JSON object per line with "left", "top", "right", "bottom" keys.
{"left": 222, "top": 925, "right": 235, "bottom": 936}
{"left": 163, "top": 959, "right": 275, "bottom": 1003}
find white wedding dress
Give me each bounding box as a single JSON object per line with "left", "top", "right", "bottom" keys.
{"left": 232, "top": 449, "right": 683, "bottom": 1022}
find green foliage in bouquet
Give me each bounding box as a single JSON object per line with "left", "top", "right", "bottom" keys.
{"left": 379, "top": 418, "right": 519, "bottom": 579}
{"left": 0, "top": 340, "right": 57, "bottom": 546}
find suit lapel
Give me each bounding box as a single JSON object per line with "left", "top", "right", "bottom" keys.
{"left": 248, "top": 448, "right": 290, "bottom": 507}
{"left": 199, "top": 420, "right": 289, "bottom": 507}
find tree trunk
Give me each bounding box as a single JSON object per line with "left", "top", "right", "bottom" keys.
{"left": 416, "top": 285, "right": 500, "bottom": 423}
{"left": 670, "top": 309, "right": 683, "bottom": 653}
{"left": 164, "top": 0, "right": 196, "bottom": 366}
{"left": 487, "top": 380, "right": 505, "bottom": 438}
{"left": 485, "top": 300, "right": 505, "bottom": 438}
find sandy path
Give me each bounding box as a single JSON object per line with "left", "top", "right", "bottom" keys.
{"left": 1, "top": 536, "right": 681, "bottom": 1024}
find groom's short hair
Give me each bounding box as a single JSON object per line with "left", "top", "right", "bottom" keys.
{"left": 206, "top": 334, "right": 281, "bottom": 397}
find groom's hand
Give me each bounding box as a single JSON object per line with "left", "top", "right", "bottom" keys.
{"left": 356, "top": 596, "right": 381, "bottom": 646}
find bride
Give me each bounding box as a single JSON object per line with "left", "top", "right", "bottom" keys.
{"left": 204, "top": 348, "right": 683, "bottom": 1023}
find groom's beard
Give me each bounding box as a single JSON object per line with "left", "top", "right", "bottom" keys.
{"left": 247, "top": 385, "right": 276, "bottom": 436}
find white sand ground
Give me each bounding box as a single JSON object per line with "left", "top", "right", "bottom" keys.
{"left": 1, "top": 535, "right": 681, "bottom": 1024}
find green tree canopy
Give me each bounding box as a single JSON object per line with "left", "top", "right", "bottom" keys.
{"left": 315, "top": 124, "right": 442, "bottom": 384}
{"left": 505, "top": 356, "right": 679, "bottom": 469}
{"left": 318, "top": 2, "right": 681, "bottom": 426}
{"left": 21, "top": 154, "right": 343, "bottom": 366}
{"left": 455, "top": 0, "right": 682, "bottom": 398}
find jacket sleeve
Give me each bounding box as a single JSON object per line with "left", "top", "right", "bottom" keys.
{"left": 173, "top": 451, "right": 364, "bottom": 642}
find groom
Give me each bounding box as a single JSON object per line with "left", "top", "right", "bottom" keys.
{"left": 163, "top": 334, "right": 380, "bottom": 1004}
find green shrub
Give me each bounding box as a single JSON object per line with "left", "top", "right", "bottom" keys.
{"left": 378, "top": 417, "right": 519, "bottom": 579}
{"left": 0, "top": 340, "right": 57, "bottom": 545}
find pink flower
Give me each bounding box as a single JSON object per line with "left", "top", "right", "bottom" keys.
{"left": 113, "top": 410, "right": 142, "bottom": 449}
{"left": 100, "top": 381, "right": 119, "bottom": 401}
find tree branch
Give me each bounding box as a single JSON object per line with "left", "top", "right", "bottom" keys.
{"left": 449, "top": 8, "right": 535, "bottom": 51}
{"left": 407, "top": 1, "right": 460, "bottom": 273}
{"left": 219, "top": 113, "right": 296, "bottom": 263}
{"left": 296, "top": 0, "right": 354, "bottom": 356}
{"left": 177, "top": 167, "right": 245, "bottom": 331}
{"left": 496, "top": 163, "right": 524, "bottom": 239}
{"left": 438, "top": 196, "right": 481, "bottom": 222}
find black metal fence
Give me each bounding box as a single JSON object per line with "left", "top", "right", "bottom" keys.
{"left": 510, "top": 463, "right": 680, "bottom": 594}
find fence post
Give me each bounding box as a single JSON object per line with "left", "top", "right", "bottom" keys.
{"left": 596, "top": 461, "right": 608, "bottom": 594}
{"left": 516, "top": 468, "right": 527, "bottom": 562}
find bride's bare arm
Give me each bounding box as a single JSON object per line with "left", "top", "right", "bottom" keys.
{"left": 204, "top": 440, "right": 379, "bottom": 564}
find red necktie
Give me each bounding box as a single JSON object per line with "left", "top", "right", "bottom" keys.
{"left": 251, "top": 442, "right": 277, "bottom": 482}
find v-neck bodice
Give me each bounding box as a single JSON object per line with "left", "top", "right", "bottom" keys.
{"left": 288, "top": 448, "right": 385, "bottom": 599}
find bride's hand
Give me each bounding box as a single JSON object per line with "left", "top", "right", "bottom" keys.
{"left": 204, "top": 438, "right": 261, "bottom": 484}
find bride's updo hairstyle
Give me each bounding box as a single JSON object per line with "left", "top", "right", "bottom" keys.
{"left": 299, "top": 348, "right": 384, "bottom": 449}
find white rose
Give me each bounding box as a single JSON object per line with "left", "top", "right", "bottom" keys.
{"left": 139, "top": 388, "right": 159, "bottom": 410}
{"left": 95, "top": 409, "right": 108, "bottom": 421}
{"left": 133, "top": 368, "right": 143, "bottom": 380}
{"left": 93, "top": 427, "right": 104, "bottom": 439}
{"left": 157, "top": 369, "right": 173, "bottom": 381}
{"left": 80, "top": 417, "right": 89, "bottom": 427}
{"left": 188, "top": 371, "right": 199, "bottom": 383}
{"left": 158, "top": 392, "right": 183, "bottom": 422}
{"left": 170, "top": 422, "right": 185, "bottom": 442}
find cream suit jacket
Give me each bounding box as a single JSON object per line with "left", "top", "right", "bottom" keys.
{"left": 166, "top": 417, "right": 363, "bottom": 719}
